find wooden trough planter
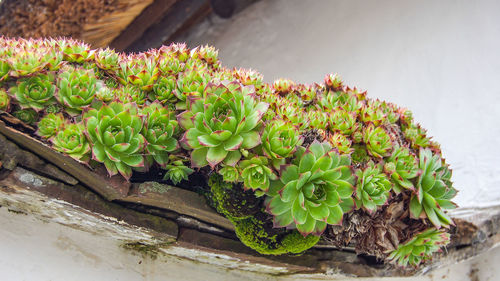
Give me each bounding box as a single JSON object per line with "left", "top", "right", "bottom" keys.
{"left": 1, "top": 115, "right": 498, "bottom": 278}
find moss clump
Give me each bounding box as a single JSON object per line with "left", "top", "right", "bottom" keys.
{"left": 233, "top": 216, "right": 320, "bottom": 255}
{"left": 209, "top": 174, "right": 261, "bottom": 220}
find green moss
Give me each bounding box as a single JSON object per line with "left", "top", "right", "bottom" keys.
{"left": 209, "top": 174, "right": 260, "bottom": 220}
{"left": 233, "top": 217, "right": 320, "bottom": 255}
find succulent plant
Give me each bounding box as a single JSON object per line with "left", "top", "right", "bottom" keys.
{"left": 266, "top": 141, "right": 355, "bottom": 236}
{"left": 261, "top": 120, "right": 303, "bottom": 169}
{"left": 178, "top": 81, "right": 268, "bottom": 168}
{"left": 410, "top": 149, "right": 457, "bottom": 228}
{"left": 324, "top": 73, "right": 343, "bottom": 91}
{"left": 360, "top": 100, "right": 386, "bottom": 126}
{"left": 384, "top": 146, "right": 419, "bottom": 193}
{"left": 318, "top": 90, "right": 361, "bottom": 113}
{"left": 151, "top": 76, "right": 177, "bottom": 104}
{"left": 306, "top": 110, "right": 329, "bottom": 130}
{"left": 192, "top": 45, "right": 219, "bottom": 65}
{"left": 272, "top": 78, "right": 295, "bottom": 95}
{"left": 174, "top": 68, "right": 210, "bottom": 109}
{"left": 37, "top": 113, "right": 65, "bottom": 138}
{"left": 164, "top": 155, "right": 194, "bottom": 184}
{"left": 59, "top": 39, "right": 94, "bottom": 63}
{"left": 403, "top": 123, "right": 431, "bottom": 149}
{"left": 168, "top": 43, "right": 190, "bottom": 62}
{"left": 354, "top": 162, "right": 392, "bottom": 213}
{"left": 158, "top": 53, "right": 185, "bottom": 76}
{"left": 52, "top": 122, "right": 91, "bottom": 162}
{"left": 9, "top": 74, "right": 57, "bottom": 111}
{"left": 327, "top": 132, "right": 353, "bottom": 155}
{"left": 297, "top": 84, "right": 317, "bottom": 104}
{"left": 239, "top": 156, "right": 277, "bottom": 193}
{"left": 141, "top": 102, "right": 179, "bottom": 167}
{"left": 56, "top": 66, "right": 103, "bottom": 115}
{"left": 12, "top": 108, "right": 38, "bottom": 124}
{"left": 95, "top": 48, "right": 119, "bottom": 71}
{"left": 117, "top": 53, "right": 159, "bottom": 91}
{"left": 218, "top": 165, "right": 240, "bottom": 183}
{"left": 84, "top": 102, "right": 145, "bottom": 179}
{"left": 115, "top": 84, "right": 147, "bottom": 105}
{"left": 363, "top": 124, "right": 393, "bottom": 158}
{"left": 234, "top": 68, "right": 263, "bottom": 87}
{"left": 7, "top": 48, "right": 47, "bottom": 77}
{"left": 328, "top": 108, "right": 358, "bottom": 135}
{"left": 388, "top": 228, "right": 450, "bottom": 267}
{"left": 0, "top": 89, "right": 10, "bottom": 111}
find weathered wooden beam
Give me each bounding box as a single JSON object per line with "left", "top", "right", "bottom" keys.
{"left": 109, "top": 0, "right": 178, "bottom": 51}
{"left": 124, "top": 0, "right": 211, "bottom": 52}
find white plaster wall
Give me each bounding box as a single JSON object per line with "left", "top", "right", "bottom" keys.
{"left": 180, "top": 0, "right": 500, "bottom": 209}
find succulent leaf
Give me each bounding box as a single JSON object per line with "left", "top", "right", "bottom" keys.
{"left": 51, "top": 122, "right": 90, "bottom": 162}
{"left": 37, "top": 113, "right": 65, "bottom": 138}
{"left": 354, "top": 162, "right": 392, "bottom": 213}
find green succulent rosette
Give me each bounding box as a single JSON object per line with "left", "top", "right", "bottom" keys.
{"left": 403, "top": 123, "right": 431, "bottom": 149}
{"left": 8, "top": 49, "right": 47, "bottom": 77}
{"left": 178, "top": 81, "right": 268, "bottom": 168}
{"left": 141, "top": 102, "right": 179, "bottom": 167}
{"left": 239, "top": 156, "right": 277, "bottom": 193}
{"left": 59, "top": 39, "right": 95, "bottom": 63}
{"left": 56, "top": 66, "right": 103, "bottom": 115}
{"left": 52, "top": 123, "right": 91, "bottom": 162}
{"left": 384, "top": 146, "right": 419, "bottom": 193}
{"left": 261, "top": 120, "right": 303, "bottom": 169}
{"left": 95, "top": 48, "right": 119, "bottom": 71}
{"left": 174, "top": 68, "right": 210, "bottom": 110}
{"left": 158, "top": 54, "right": 185, "bottom": 76}
{"left": 84, "top": 102, "right": 145, "bottom": 180}
{"left": 117, "top": 54, "right": 159, "bottom": 91}
{"left": 0, "top": 57, "right": 10, "bottom": 81}
{"left": 37, "top": 113, "right": 65, "bottom": 138}
{"left": 164, "top": 156, "right": 194, "bottom": 184}
{"left": 327, "top": 132, "right": 353, "bottom": 155}
{"left": 265, "top": 141, "right": 355, "bottom": 236}
{"left": 218, "top": 165, "right": 240, "bottom": 183}
{"left": 150, "top": 76, "right": 177, "bottom": 104}
{"left": 410, "top": 149, "right": 457, "bottom": 228}
{"left": 328, "top": 108, "right": 358, "bottom": 135}
{"left": 354, "top": 162, "right": 392, "bottom": 213}
{"left": 0, "top": 89, "right": 10, "bottom": 111}
{"left": 10, "top": 74, "right": 57, "bottom": 111}
{"left": 12, "top": 108, "right": 38, "bottom": 124}
{"left": 388, "top": 228, "right": 450, "bottom": 267}
{"left": 363, "top": 124, "right": 393, "bottom": 158}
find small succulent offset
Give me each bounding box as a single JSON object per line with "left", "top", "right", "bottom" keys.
{"left": 84, "top": 102, "right": 145, "bottom": 180}
{"left": 178, "top": 82, "right": 268, "bottom": 168}
{"left": 51, "top": 123, "right": 91, "bottom": 162}
{"left": 141, "top": 102, "right": 179, "bottom": 167}
{"left": 239, "top": 156, "right": 278, "bottom": 193}
{"left": 261, "top": 120, "right": 303, "bottom": 169}
{"left": 266, "top": 141, "right": 355, "bottom": 236}
{"left": 164, "top": 155, "right": 194, "bottom": 184}
{"left": 410, "top": 149, "right": 457, "bottom": 228}
{"left": 388, "top": 228, "right": 450, "bottom": 267}
{"left": 354, "top": 162, "right": 392, "bottom": 213}
{"left": 384, "top": 146, "right": 419, "bottom": 193}
{"left": 37, "top": 113, "right": 65, "bottom": 138}
{"left": 10, "top": 74, "right": 57, "bottom": 111}
{"left": 218, "top": 165, "right": 240, "bottom": 183}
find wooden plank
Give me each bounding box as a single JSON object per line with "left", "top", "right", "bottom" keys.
{"left": 124, "top": 0, "right": 211, "bottom": 52}
{"left": 0, "top": 120, "right": 130, "bottom": 200}
{"left": 119, "top": 181, "right": 235, "bottom": 231}
{"left": 109, "top": 0, "right": 178, "bottom": 51}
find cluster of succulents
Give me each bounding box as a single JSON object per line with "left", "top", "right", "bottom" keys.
{"left": 0, "top": 37, "right": 457, "bottom": 267}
